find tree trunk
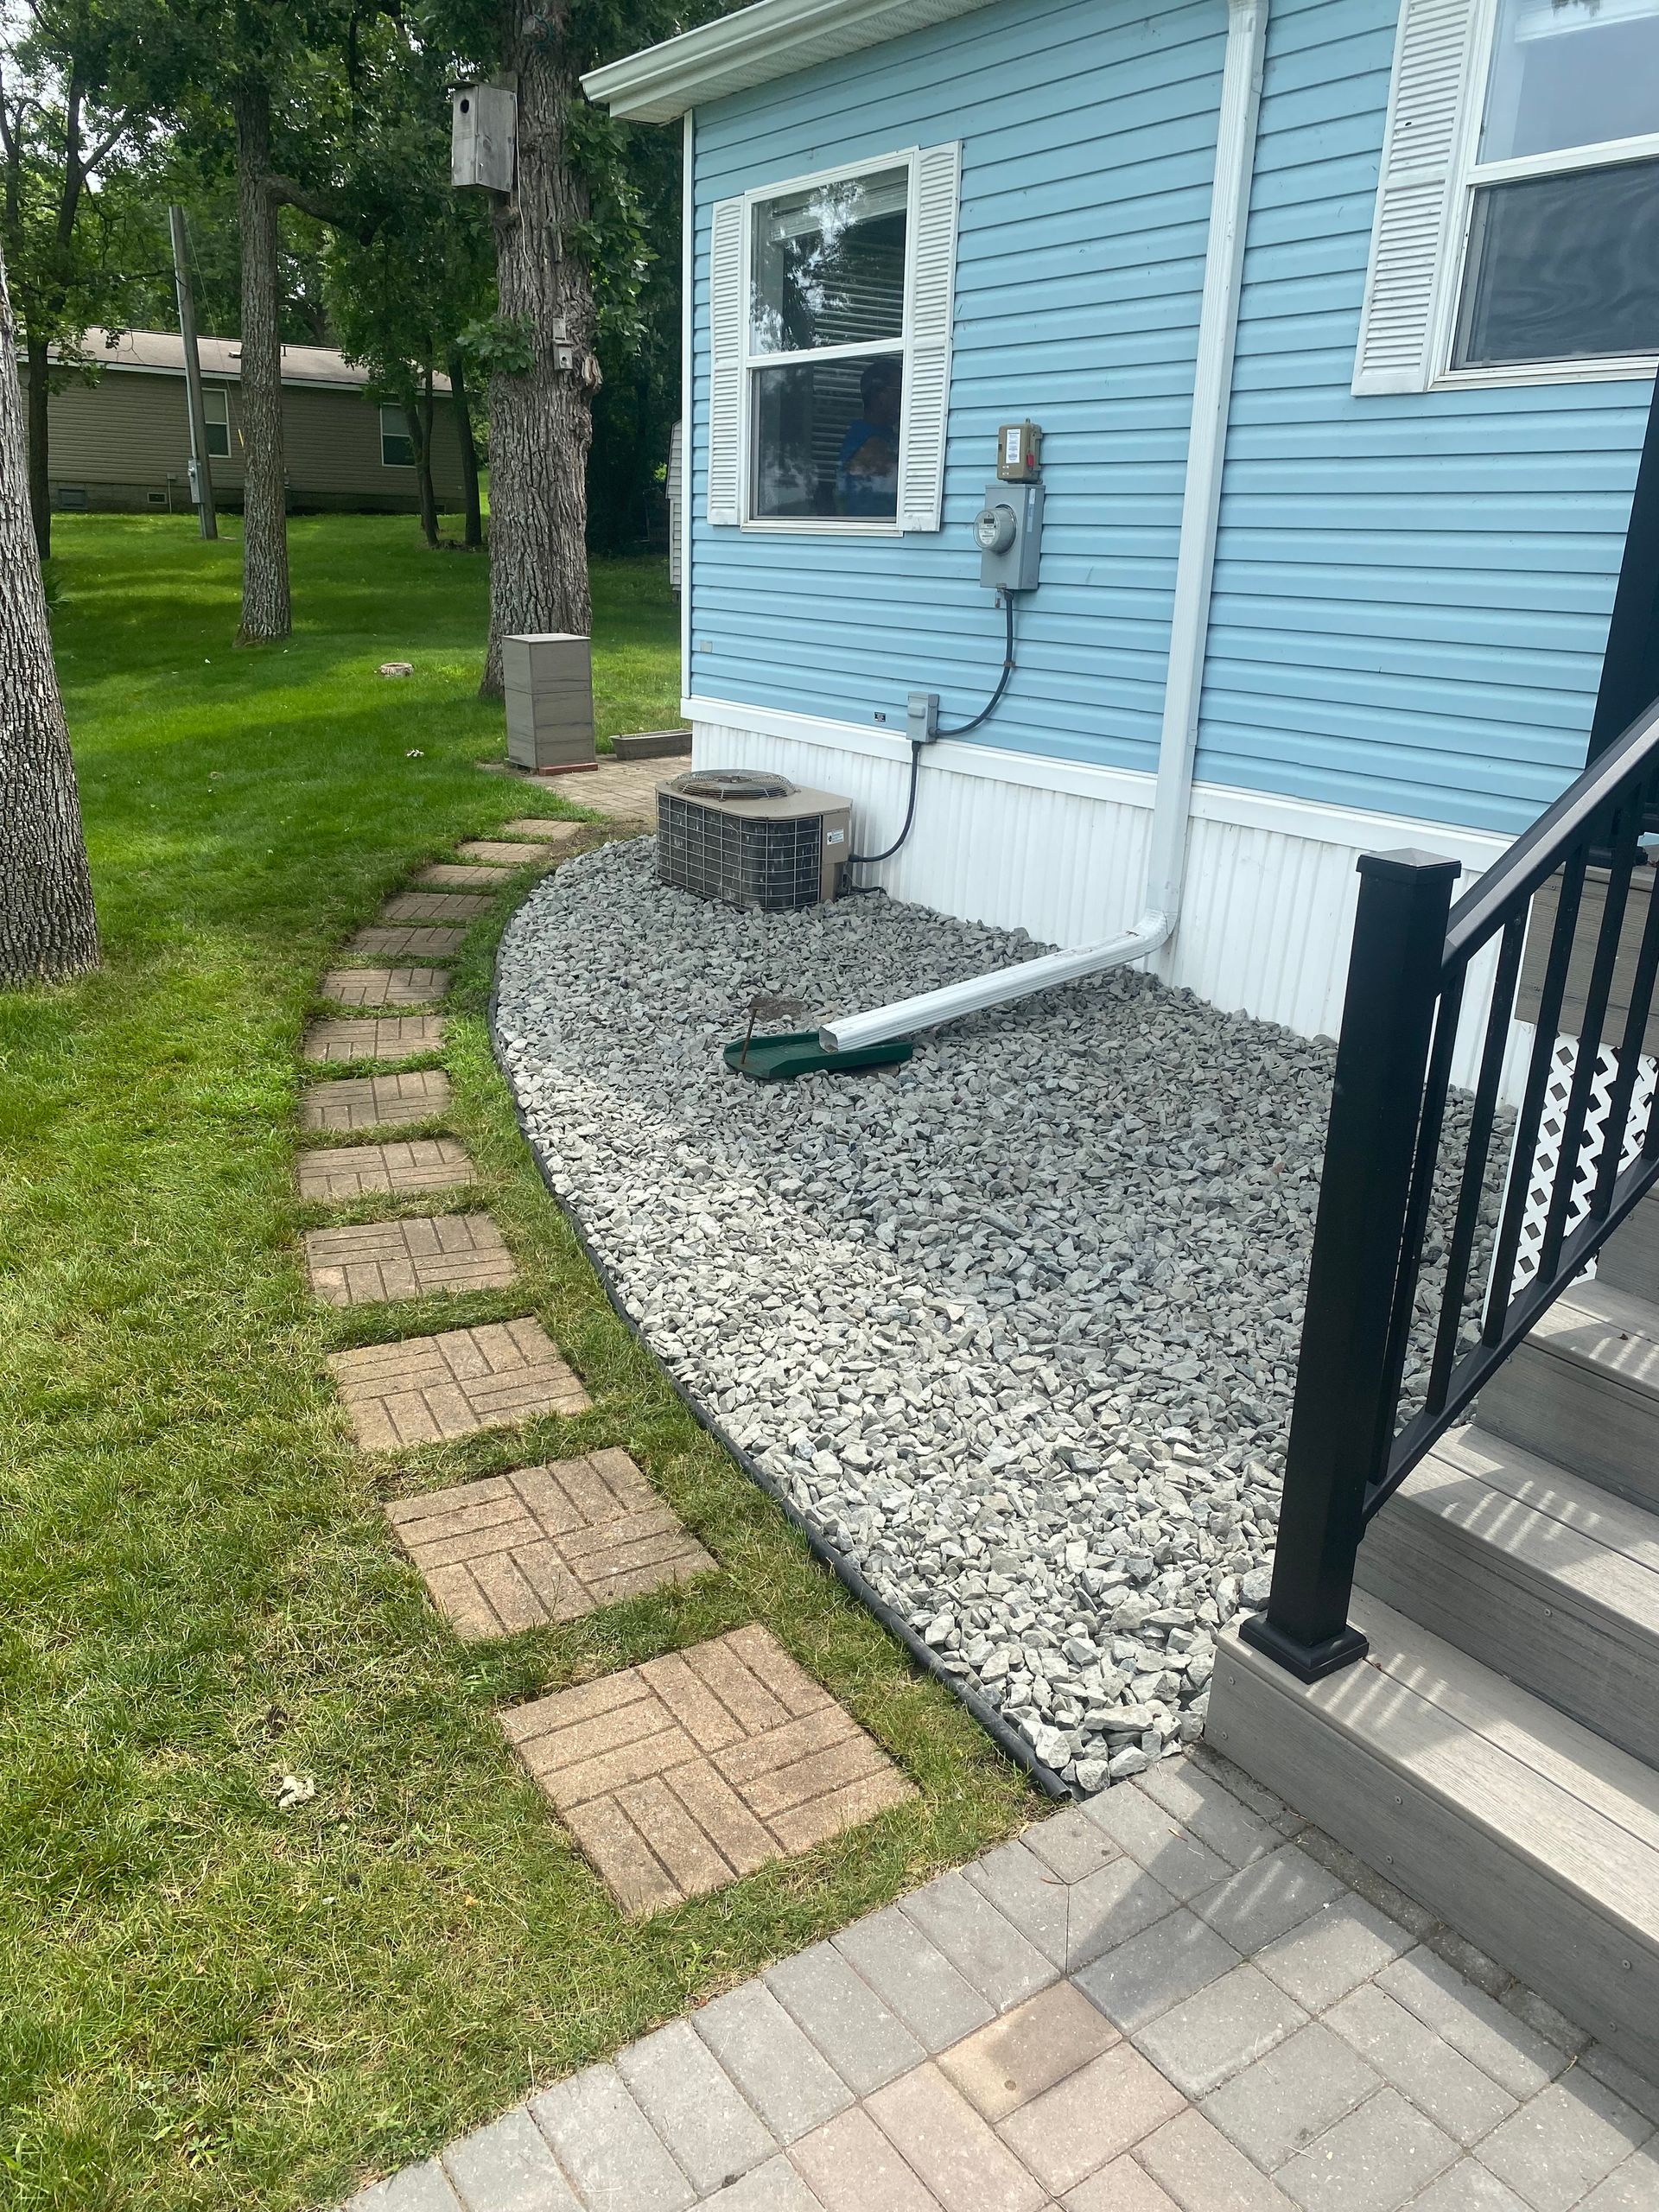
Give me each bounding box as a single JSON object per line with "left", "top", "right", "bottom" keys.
{"left": 24, "top": 327, "right": 50, "bottom": 562}
{"left": 481, "top": 33, "right": 599, "bottom": 699}
{"left": 448, "top": 346, "right": 482, "bottom": 550}
{"left": 0, "top": 243, "right": 98, "bottom": 985}
{"left": 232, "top": 82, "right": 290, "bottom": 644}
{"left": 415, "top": 366, "right": 438, "bottom": 549}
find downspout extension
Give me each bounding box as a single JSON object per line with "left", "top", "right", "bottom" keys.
{"left": 821, "top": 0, "right": 1268, "bottom": 1060}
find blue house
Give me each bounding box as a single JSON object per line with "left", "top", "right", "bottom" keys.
{"left": 582, "top": 0, "right": 1659, "bottom": 2083}
{"left": 585, "top": 0, "right": 1659, "bottom": 1046}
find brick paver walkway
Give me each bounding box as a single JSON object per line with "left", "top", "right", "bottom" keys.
{"left": 297, "top": 1139, "right": 474, "bottom": 1201}
{"left": 388, "top": 1448, "right": 715, "bottom": 1640}
{"left": 379, "top": 892, "right": 493, "bottom": 924}
{"left": 346, "top": 925, "right": 467, "bottom": 958}
{"left": 457, "top": 840, "right": 551, "bottom": 866}
{"left": 502, "top": 1627, "right": 915, "bottom": 1916}
{"left": 299, "top": 1070, "right": 453, "bottom": 1135}
{"left": 500, "top": 817, "right": 582, "bottom": 843}
{"left": 303, "top": 1016, "right": 446, "bottom": 1066}
{"left": 328, "top": 1319, "right": 589, "bottom": 1449}
{"left": 321, "top": 967, "right": 450, "bottom": 1007}
{"left": 346, "top": 1751, "right": 1659, "bottom": 2212}
{"left": 416, "top": 862, "right": 512, "bottom": 888}
{"left": 303, "top": 1212, "right": 515, "bottom": 1306}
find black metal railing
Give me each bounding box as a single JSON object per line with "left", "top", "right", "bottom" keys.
{"left": 1242, "top": 696, "right": 1659, "bottom": 1682}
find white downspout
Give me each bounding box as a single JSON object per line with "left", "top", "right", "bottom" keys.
{"left": 821, "top": 0, "right": 1267, "bottom": 1056}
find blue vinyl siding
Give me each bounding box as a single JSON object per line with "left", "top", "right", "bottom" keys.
{"left": 688, "top": 0, "right": 1656, "bottom": 837}
{"left": 1200, "top": 0, "right": 1653, "bottom": 834}
{"left": 689, "top": 0, "right": 1228, "bottom": 777}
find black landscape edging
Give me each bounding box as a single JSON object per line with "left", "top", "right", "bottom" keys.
{"left": 486, "top": 988, "right": 1071, "bottom": 1805}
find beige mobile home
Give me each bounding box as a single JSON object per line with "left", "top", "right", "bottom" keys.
{"left": 22, "top": 330, "right": 466, "bottom": 516}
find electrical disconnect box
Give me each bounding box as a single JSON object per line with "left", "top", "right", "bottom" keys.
{"left": 975, "top": 481, "right": 1044, "bottom": 591}
{"left": 996, "top": 420, "right": 1042, "bottom": 481}
{"left": 451, "top": 85, "right": 516, "bottom": 192}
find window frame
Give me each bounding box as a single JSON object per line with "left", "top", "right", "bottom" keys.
{"left": 200, "top": 383, "right": 231, "bottom": 459}
{"left": 1430, "top": 0, "right": 1659, "bottom": 389}
{"left": 379, "top": 403, "right": 416, "bottom": 468}
{"left": 737, "top": 147, "right": 919, "bottom": 537}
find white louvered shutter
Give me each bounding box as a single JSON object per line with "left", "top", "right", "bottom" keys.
{"left": 708, "top": 197, "right": 744, "bottom": 523}
{"left": 899, "top": 141, "right": 962, "bottom": 532}
{"left": 1352, "top": 0, "right": 1479, "bottom": 396}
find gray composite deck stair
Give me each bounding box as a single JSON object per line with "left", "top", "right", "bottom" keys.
{"left": 1209, "top": 1592, "right": 1659, "bottom": 2082}
{"left": 1475, "top": 1274, "right": 1659, "bottom": 1514}
{"left": 1208, "top": 1196, "right": 1659, "bottom": 2080}
{"left": 1355, "top": 1424, "right": 1659, "bottom": 1769}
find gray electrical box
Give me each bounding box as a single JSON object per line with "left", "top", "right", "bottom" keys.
{"left": 974, "top": 480, "right": 1044, "bottom": 591}
{"left": 451, "top": 84, "right": 516, "bottom": 192}
{"left": 504, "top": 632, "right": 596, "bottom": 774}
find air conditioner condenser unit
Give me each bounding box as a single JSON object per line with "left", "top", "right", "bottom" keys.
{"left": 657, "top": 771, "right": 851, "bottom": 911}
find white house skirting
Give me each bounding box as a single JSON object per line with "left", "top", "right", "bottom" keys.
{"left": 686, "top": 696, "right": 1516, "bottom": 1078}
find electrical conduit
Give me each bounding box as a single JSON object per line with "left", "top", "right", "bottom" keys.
{"left": 821, "top": 0, "right": 1268, "bottom": 1056}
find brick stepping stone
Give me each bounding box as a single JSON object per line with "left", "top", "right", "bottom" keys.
{"left": 320, "top": 967, "right": 449, "bottom": 1008}
{"left": 304, "top": 1211, "right": 514, "bottom": 1306}
{"left": 378, "top": 892, "right": 492, "bottom": 924}
{"left": 302, "top": 1015, "right": 445, "bottom": 1065}
{"left": 456, "top": 839, "right": 550, "bottom": 866}
{"left": 328, "top": 1319, "right": 588, "bottom": 1449}
{"left": 502, "top": 1625, "right": 915, "bottom": 1916}
{"left": 299, "top": 1070, "right": 452, "bottom": 1134}
{"left": 346, "top": 925, "right": 466, "bottom": 958}
{"left": 296, "top": 1138, "right": 473, "bottom": 1200}
{"left": 501, "top": 817, "right": 581, "bottom": 842}
{"left": 415, "top": 862, "right": 512, "bottom": 888}
{"left": 388, "top": 1448, "right": 715, "bottom": 1640}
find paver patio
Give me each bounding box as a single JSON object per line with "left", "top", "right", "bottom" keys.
{"left": 328, "top": 1319, "right": 589, "bottom": 1448}
{"left": 302, "top": 1015, "right": 447, "bottom": 1066}
{"left": 501, "top": 1627, "right": 916, "bottom": 1916}
{"left": 299, "top": 1070, "right": 453, "bottom": 1134}
{"left": 456, "top": 840, "right": 551, "bottom": 866}
{"left": 303, "top": 1212, "right": 516, "bottom": 1306}
{"left": 379, "top": 892, "right": 493, "bottom": 924}
{"left": 346, "top": 925, "right": 467, "bottom": 958}
{"left": 416, "top": 863, "right": 512, "bottom": 888}
{"left": 501, "top": 818, "right": 582, "bottom": 842}
{"left": 346, "top": 1751, "right": 1659, "bottom": 2212}
{"left": 387, "top": 1448, "right": 715, "bottom": 1639}
{"left": 321, "top": 967, "right": 450, "bottom": 1007}
{"left": 296, "top": 1139, "right": 475, "bottom": 1200}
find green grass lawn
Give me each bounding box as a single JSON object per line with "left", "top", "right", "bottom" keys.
{"left": 0, "top": 515, "right": 1033, "bottom": 2212}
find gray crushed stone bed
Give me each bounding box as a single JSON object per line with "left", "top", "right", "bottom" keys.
{"left": 495, "top": 840, "right": 1341, "bottom": 1790}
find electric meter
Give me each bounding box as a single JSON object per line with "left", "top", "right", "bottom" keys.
{"left": 974, "top": 504, "right": 1017, "bottom": 555}
{"left": 975, "top": 482, "right": 1043, "bottom": 590}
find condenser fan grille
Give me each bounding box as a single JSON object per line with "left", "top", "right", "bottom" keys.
{"left": 670, "top": 769, "right": 797, "bottom": 802}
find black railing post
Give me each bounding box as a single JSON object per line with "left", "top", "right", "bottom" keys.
{"left": 1241, "top": 849, "right": 1462, "bottom": 1682}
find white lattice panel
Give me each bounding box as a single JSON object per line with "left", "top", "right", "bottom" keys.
{"left": 1510, "top": 1039, "right": 1656, "bottom": 1293}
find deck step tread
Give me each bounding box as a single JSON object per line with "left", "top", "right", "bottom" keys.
{"left": 1210, "top": 1600, "right": 1659, "bottom": 2078}
{"left": 1516, "top": 1277, "right": 1659, "bottom": 1389}
{"left": 1414, "top": 1427, "right": 1659, "bottom": 1631}
{"left": 1348, "top": 1592, "right": 1659, "bottom": 1896}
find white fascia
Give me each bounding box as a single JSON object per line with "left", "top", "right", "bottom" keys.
{"left": 582, "top": 0, "right": 998, "bottom": 123}
{"left": 822, "top": 0, "right": 1269, "bottom": 1055}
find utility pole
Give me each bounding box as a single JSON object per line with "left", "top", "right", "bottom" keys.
{"left": 168, "top": 205, "right": 218, "bottom": 541}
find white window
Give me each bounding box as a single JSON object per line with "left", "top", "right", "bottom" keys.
{"left": 380, "top": 404, "right": 416, "bottom": 467}
{"left": 706, "top": 143, "right": 961, "bottom": 533}
{"left": 1354, "top": 0, "right": 1659, "bottom": 392}
{"left": 201, "top": 385, "right": 230, "bottom": 458}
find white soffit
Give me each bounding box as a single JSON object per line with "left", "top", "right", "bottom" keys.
{"left": 582, "top": 0, "right": 1000, "bottom": 122}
